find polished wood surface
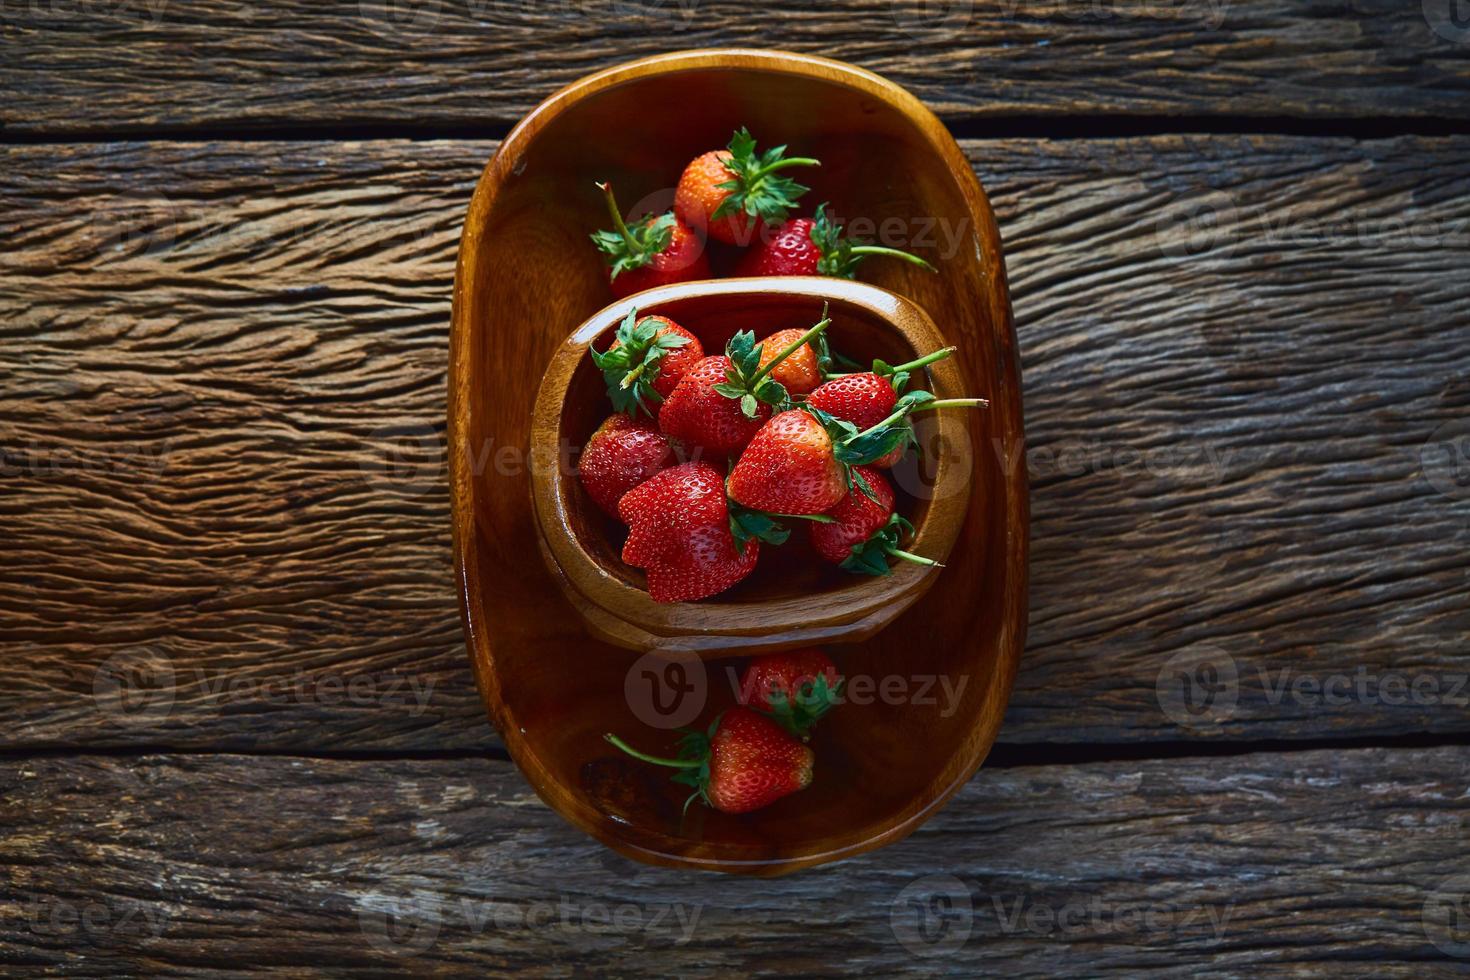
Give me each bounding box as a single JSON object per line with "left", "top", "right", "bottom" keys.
{"left": 450, "top": 50, "right": 1026, "bottom": 873}
{"left": 7, "top": 6, "right": 1470, "bottom": 970}
{"left": 531, "top": 277, "right": 972, "bottom": 656}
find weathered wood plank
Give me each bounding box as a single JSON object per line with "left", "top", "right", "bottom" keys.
{"left": 3, "top": 0, "right": 1470, "bottom": 134}
{"left": 0, "top": 747, "right": 1466, "bottom": 974}
{"left": 2, "top": 135, "right": 1468, "bottom": 752}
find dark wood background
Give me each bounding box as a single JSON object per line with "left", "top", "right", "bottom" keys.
{"left": 3, "top": 2, "right": 1470, "bottom": 974}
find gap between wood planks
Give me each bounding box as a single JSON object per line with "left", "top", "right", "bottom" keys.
{"left": 1, "top": 731, "right": 1467, "bottom": 769}
{"left": 4, "top": 113, "right": 1470, "bottom": 145}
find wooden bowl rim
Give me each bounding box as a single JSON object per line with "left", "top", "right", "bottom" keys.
{"left": 530, "top": 276, "right": 968, "bottom": 646}
{"left": 448, "top": 48, "right": 1029, "bottom": 875}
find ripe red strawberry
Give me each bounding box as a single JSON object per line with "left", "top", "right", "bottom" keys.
{"left": 658, "top": 356, "right": 770, "bottom": 456}
{"left": 755, "top": 327, "right": 825, "bottom": 397}
{"left": 726, "top": 409, "right": 847, "bottom": 515}
{"left": 806, "top": 372, "right": 898, "bottom": 430}
{"left": 675, "top": 128, "right": 820, "bottom": 246}
{"left": 606, "top": 707, "right": 814, "bottom": 814}
{"left": 591, "top": 310, "right": 705, "bottom": 416}
{"left": 737, "top": 649, "right": 842, "bottom": 739}
{"left": 577, "top": 415, "right": 675, "bottom": 517}
{"left": 735, "top": 203, "right": 937, "bottom": 279}
{"left": 617, "top": 461, "right": 759, "bottom": 603}
{"left": 592, "top": 182, "right": 710, "bottom": 299}
{"left": 805, "top": 347, "right": 958, "bottom": 468}
{"left": 806, "top": 373, "right": 904, "bottom": 468}
{"left": 731, "top": 389, "right": 989, "bottom": 514}
{"left": 659, "top": 311, "right": 831, "bottom": 456}
{"left": 810, "top": 466, "right": 938, "bottom": 575}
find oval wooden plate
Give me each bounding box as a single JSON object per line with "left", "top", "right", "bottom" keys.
{"left": 449, "top": 49, "right": 1028, "bottom": 875}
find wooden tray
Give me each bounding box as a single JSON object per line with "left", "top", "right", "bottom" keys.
{"left": 448, "top": 48, "right": 1028, "bottom": 875}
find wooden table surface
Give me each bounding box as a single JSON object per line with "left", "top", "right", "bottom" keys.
{"left": 4, "top": 3, "right": 1470, "bottom": 975}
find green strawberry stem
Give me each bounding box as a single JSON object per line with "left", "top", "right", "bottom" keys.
{"left": 890, "top": 347, "right": 957, "bottom": 373}
{"left": 771, "top": 512, "right": 837, "bottom": 523}
{"left": 620, "top": 360, "right": 648, "bottom": 390}
{"left": 748, "top": 316, "right": 831, "bottom": 387}
{"left": 604, "top": 733, "right": 700, "bottom": 769}
{"left": 885, "top": 546, "right": 943, "bottom": 567}
{"left": 848, "top": 246, "right": 937, "bottom": 272}
{"left": 852, "top": 397, "right": 989, "bottom": 440}
{"left": 752, "top": 156, "right": 821, "bottom": 180}
{"left": 826, "top": 346, "right": 956, "bottom": 379}
{"left": 596, "top": 182, "right": 644, "bottom": 254}
{"left": 596, "top": 182, "right": 637, "bottom": 249}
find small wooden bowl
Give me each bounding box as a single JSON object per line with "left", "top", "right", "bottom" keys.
{"left": 449, "top": 49, "right": 1028, "bottom": 875}
{"left": 531, "top": 277, "right": 971, "bottom": 655}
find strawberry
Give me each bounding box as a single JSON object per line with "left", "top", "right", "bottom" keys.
{"left": 606, "top": 707, "right": 814, "bottom": 814}
{"left": 725, "top": 409, "right": 847, "bottom": 515}
{"left": 590, "top": 309, "right": 704, "bottom": 416}
{"left": 658, "top": 310, "right": 831, "bottom": 456}
{"left": 592, "top": 182, "right": 710, "bottom": 299}
{"left": 755, "top": 327, "right": 827, "bottom": 397}
{"left": 805, "top": 372, "right": 897, "bottom": 430}
{"left": 657, "top": 356, "right": 769, "bottom": 457}
{"left": 737, "top": 649, "right": 842, "bottom": 739}
{"left": 735, "top": 203, "right": 937, "bottom": 279}
{"left": 675, "top": 128, "right": 820, "bottom": 246}
{"left": 729, "top": 392, "right": 989, "bottom": 514}
{"left": 810, "top": 466, "right": 938, "bottom": 575}
{"left": 805, "top": 347, "right": 958, "bottom": 468}
{"left": 577, "top": 414, "right": 675, "bottom": 517}
{"left": 617, "top": 461, "right": 759, "bottom": 603}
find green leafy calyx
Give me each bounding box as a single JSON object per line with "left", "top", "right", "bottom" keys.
{"left": 710, "top": 128, "right": 821, "bottom": 230}
{"left": 589, "top": 309, "right": 691, "bottom": 417}
{"left": 590, "top": 181, "right": 675, "bottom": 280}
{"left": 668, "top": 719, "right": 719, "bottom": 814}
{"left": 763, "top": 672, "right": 844, "bottom": 739}
{"left": 840, "top": 512, "right": 918, "bottom": 576}
{"left": 714, "top": 309, "right": 830, "bottom": 419}
{"left": 808, "top": 202, "right": 938, "bottom": 280}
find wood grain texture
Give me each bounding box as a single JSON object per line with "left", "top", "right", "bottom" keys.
{"left": 3, "top": 134, "right": 1468, "bottom": 752}
{"left": 1, "top": 746, "right": 1467, "bottom": 973}
{"left": 3, "top": 1, "right": 1470, "bottom": 135}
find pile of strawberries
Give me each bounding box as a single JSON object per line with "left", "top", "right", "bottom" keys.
{"left": 579, "top": 127, "right": 987, "bottom": 604}
{"left": 608, "top": 648, "right": 841, "bottom": 814}
{"left": 579, "top": 305, "right": 984, "bottom": 602}
{"left": 592, "top": 126, "right": 936, "bottom": 297}
{"left": 580, "top": 130, "right": 989, "bottom": 815}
